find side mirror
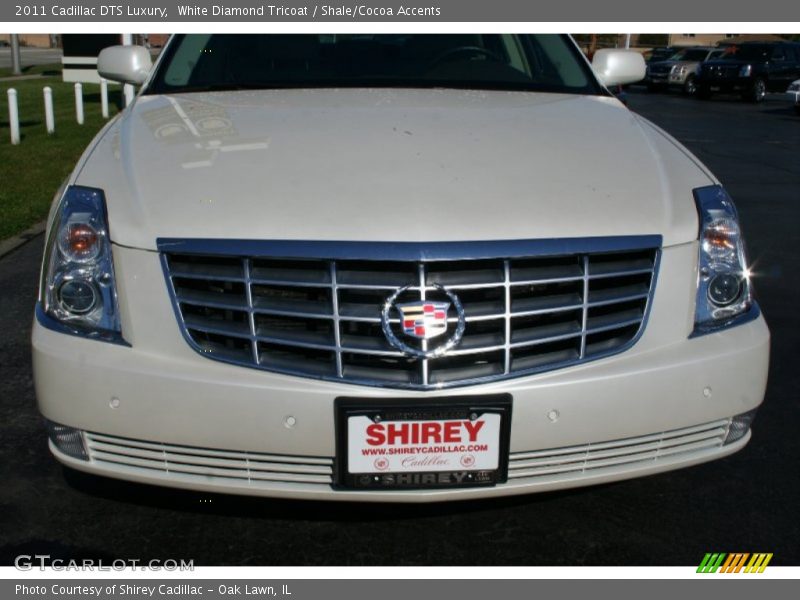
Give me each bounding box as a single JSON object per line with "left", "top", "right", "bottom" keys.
{"left": 592, "top": 49, "right": 646, "bottom": 87}
{"left": 98, "top": 45, "right": 153, "bottom": 86}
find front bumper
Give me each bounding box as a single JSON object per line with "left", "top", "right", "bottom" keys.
{"left": 33, "top": 243, "right": 770, "bottom": 502}
{"left": 696, "top": 76, "right": 754, "bottom": 93}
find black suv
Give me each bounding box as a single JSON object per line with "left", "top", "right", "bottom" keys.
{"left": 696, "top": 41, "right": 800, "bottom": 102}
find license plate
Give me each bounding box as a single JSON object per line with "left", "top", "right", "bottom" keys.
{"left": 335, "top": 395, "right": 512, "bottom": 490}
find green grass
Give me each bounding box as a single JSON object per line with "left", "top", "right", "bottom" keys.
{"left": 0, "top": 76, "right": 123, "bottom": 241}
{"left": 0, "top": 62, "right": 63, "bottom": 79}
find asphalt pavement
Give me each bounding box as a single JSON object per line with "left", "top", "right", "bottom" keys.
{"left": 0, "top": 46, "right": 63, "bottom": 70}
{"left": 0, "top": 88, "right": 798, "bottom": 566}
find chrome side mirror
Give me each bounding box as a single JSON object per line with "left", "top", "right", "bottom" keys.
{"left": 97, "top": 45, "right": 152, "bottom": 86}
{"left": 592, "top": 49, "right": 646, "bottom": 87}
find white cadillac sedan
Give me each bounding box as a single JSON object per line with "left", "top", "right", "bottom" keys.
{"left": 33, "top": 34, "right": 769, "bottom": 502}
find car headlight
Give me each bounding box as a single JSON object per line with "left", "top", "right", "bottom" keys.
{"left": 788, "top": 81, "right": 800, "bottom": 92}
{"left": 692, "top": 185, "right": 756, "bottom": 337}
{"left": 38, "top": 185, "right": 126, "bottom": 344}
{"left": 671, "top": 65, "right": 685, "bottom": 75}
{"left": 739, "top": 64, "right": 752, "bottom": 77}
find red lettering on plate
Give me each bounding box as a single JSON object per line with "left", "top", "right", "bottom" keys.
{"left": 422, "top": 422, "right": 441, "bottom": 443}
{"left": 365, "top": 419, "right": 489, "bottom": 446}
{"left": 386, "top": 423, "right": 409, "bottom": 445}
{"left": 443, "top": 421, "right": 460, "bottom": 443}
{"left": 463, "top": 420, "right": 485, "bottom": 442}
{"left": 366, "top": 423, "right": 385, "bottom": 446}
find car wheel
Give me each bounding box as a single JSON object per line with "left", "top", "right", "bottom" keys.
{"left": 747, "top": 78, "right": 767, "bottom": 103}
{"left": 795, "top": 105, "right": 800, "bottom": 115}
{"left": 683, "top": 75, "right": 697, "bottom": 96}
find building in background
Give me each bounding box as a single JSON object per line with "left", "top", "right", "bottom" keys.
{"left": 0, "top": 34, "right": 57, "bottom": 48}
{"left": 61, "top": 34, "right": 124, "bottom": 83}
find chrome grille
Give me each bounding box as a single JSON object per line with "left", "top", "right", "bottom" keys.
{"left": 161, "top": 239, "right": 659, "bottom": 389}
{"left": 703, "top": 64, "right": 740, "bottom": 78}
{"left": 649, "top": 64, "right": 672, "bottom": 75}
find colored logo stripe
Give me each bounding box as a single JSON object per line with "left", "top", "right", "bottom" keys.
{"left": 697, "top": 553, "right": 773, "bottom": 573}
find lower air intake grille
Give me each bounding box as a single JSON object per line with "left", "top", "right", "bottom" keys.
{"left": 508, "top": 419, "right": 730, "bottom": 481}
{"left": 85, "top": 433, "right": 333, "bottom": 485}
{"left": 161, "top": 239, "right": 659, "bottom": 389}
{"left": 82, "top": 419, "right": 728, "bottom": 493}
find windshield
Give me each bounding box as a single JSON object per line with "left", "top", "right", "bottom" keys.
{"left": 146, "top": 34, "right": 602, "bottom": 95}
{"left": 670, "top": 49, "right": 711, "bottom": 62}
{"left": 648, "top": 48, "right": 675, "bottom": 62}
{"left": 719, "top": 45, "right": 772, "bottom": 61}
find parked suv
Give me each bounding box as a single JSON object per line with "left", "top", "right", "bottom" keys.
{"left": 646, "top": 47, "right": 725, "bottom": 94}
{"left": 33, "top": 34, "right": 769, "bottom": 502}
{"left": 696, "top": 41, "right": 800, "bottom": 102}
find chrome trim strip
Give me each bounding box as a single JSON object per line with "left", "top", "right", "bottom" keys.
{"left": 35, "top": 303, "right": 130, "bottom": 347}
{"left": 330, "top": 262, "right": 344, "bottom": 378}
{"left": 579, "top": 255, "right": 590, "bottom": 359}
{"left": 689, "top": 301, "right": 762, "bottom": 339}
{"left": 243, "top": 258, "right": 260, "bottom": 365}
{"left": 158, "top": 235, "right": 663, "bottom": 261}
{"left": 418, "top": 263, "right": 429, "bottom": 385}
{"left": 503, "top": 260, "right": 512, "bottom": 375}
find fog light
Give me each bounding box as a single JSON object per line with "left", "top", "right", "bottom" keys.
{"left": 57, "top": 279, "right": 98, "bottom": 314}
{"left": 45, "top": 421, "right": 88, "bottom": 460}
{"left": 708, "top": 273, "right": 743, "bottom": 307}
{"left": 724, "top": 409, "right": 758, "bottom": 445}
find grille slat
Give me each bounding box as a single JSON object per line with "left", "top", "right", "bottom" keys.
{"left": 507, "top": 419, "right": 729, "bottom": 480}
{"left": 164, "top": 242, "right": 658, "bottom": 389}
{"left": 85, "top": 433, "right": 334, "bottom": 485}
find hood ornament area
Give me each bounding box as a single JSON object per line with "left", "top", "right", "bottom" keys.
{"left": 381, "top": 284, "right": 466, "bottom": 359}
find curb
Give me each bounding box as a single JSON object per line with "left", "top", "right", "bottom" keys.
{"left": 0, "top": 221, "right": 46, "bottom": 259}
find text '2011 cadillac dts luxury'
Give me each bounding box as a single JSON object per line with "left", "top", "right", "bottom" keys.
{"left": 33, "top": 35, "right": 770, "bottom": 502}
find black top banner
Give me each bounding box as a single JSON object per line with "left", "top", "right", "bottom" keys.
{"left": 4, "top": 0, "right": 800, "bottom": 22}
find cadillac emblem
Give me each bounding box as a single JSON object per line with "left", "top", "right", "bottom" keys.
{"left": 381, "top": 284, "right": 466, "bottom": 359}
{"left": 397, "top": 300, "right": 450, "bottom": 340}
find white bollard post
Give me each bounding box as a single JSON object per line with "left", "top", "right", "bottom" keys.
{"left": 43, "top": 86, "right": 55, "bottom": 134}
{"left": 100, "top": 78, "right": 109, "bottom": 119}
{"left": 7, "top": 88, "right": 20, "bottom": 145}
{"left": 123, "top": 83, "right": 135, "bottom": 107}
{"left": 74, "top": 83, "right": 84, "bottom": 125}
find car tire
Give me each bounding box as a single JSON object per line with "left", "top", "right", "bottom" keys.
{"left": 683, "top": 75, "right": 697, "bottom": 96}
{"left": 746, "top": 78, "right": 767, "bottom": 103}
{"left": 795, "top": 105, "right": 800, "bottom": 116}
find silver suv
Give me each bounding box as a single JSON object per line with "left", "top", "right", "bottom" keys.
{"left": 647, "top": 47, "right": 725, "bottom": 95}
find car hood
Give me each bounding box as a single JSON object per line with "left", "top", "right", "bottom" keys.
{"left": 702, "top": 59, "right": 749, "bottom": 68}
{"left": 75, "top": 89, "right": 713, "bottom": 251}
